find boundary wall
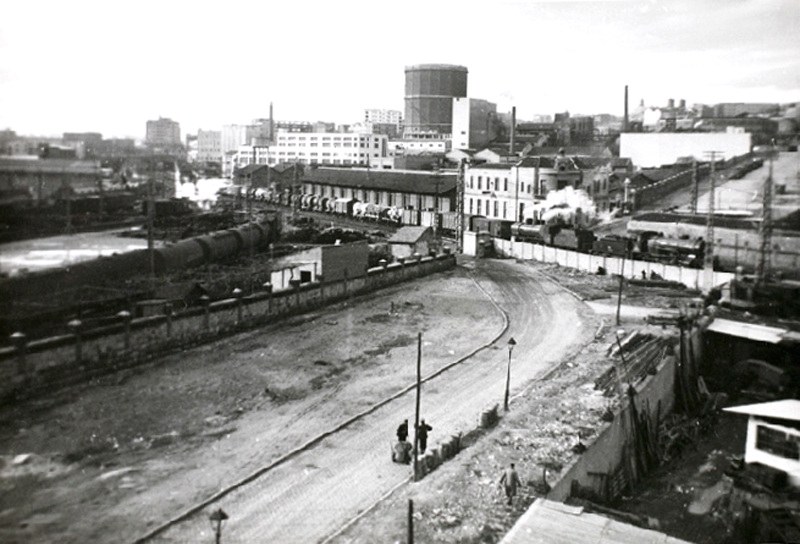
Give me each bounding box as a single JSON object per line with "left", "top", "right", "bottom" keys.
{"left": 494, "top": 238, "right": 734, "bottom": 292}
{"left": 0, "top": 253, "right": 456, "bottom": 403}
{"left": 547, "top": 324, "right": 705, "bottom": 502}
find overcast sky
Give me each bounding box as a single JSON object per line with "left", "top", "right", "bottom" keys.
{"left": 1, "top": 0, "right": 798, "bottom": 139}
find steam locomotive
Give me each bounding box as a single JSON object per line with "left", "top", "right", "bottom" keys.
{"left": 505, "top": 220, "right": 705, "bottom": 268}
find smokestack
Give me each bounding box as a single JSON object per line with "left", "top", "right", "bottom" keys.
{"left": 668, "top": 98, "right": 675, "bottom": 109}
{"left": 269, "top": 102, "right": 274, "bottom": 144}
{"left": 509, "top": 106, "right": 516, "bottom": 154}
{"left": 623, "top": 85, "right": 629, "bottom": 132}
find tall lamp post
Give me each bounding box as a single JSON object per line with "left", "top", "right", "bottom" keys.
{"left": 504, "top": 337, "right": 517, "bottom": 411}
{"left": 208, "top": 508, "right": 228, "bottom": 544}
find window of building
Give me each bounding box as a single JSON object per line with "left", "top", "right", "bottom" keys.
{"left": 478, "top": 176, "right": 482, "bottom": 190}
{"left": 503, "top": 201, "right": 507, "bottom": 218}
{"left": 494, "top": 178, "right": 499, "bottom": 191}
{"left": 476, "top": 199, "right": 482, "bottom": 215}
{"left": 469, "top": 176, "right": 474, "bottom": 189}
{"left": 504, "top": 178, "right": 508, "bottom": 191}
{"left": 756, "top": 425, "right": 800, "bottom": 460}
{"left": 493, "top": 200, "right": 498, "bottom": 217}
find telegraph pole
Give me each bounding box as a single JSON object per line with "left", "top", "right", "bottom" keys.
{"left": 690, "top": 158, "right": 698, "bottom": 215}
{"left": 455, "top": 160, "right": 465, "bottom": 253}
{"left": 413, "top": 332, "right": 422, "bottom": 481}
{"left": 703, "top": 151, "right": 722, "bottom": 289}
{"left": 756, "top": 144, "right": 775, "bottom": 284}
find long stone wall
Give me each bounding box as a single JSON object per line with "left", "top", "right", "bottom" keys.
{"left": 494, "top": 238, "right": 735, "bottom": 291}
{"left": 0, "top": 253, "right": 456, "bottom": 403}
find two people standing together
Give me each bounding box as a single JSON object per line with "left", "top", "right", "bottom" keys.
{"left": 392, "top": 418, "right": 433, "bottom": 464}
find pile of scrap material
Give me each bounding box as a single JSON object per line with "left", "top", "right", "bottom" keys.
{"left": 594, "top": 332, "right": 675, "bottom": 397}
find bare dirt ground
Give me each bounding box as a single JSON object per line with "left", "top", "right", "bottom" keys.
{"left": 0, "top": 258, "right": 733, "bottom": 544}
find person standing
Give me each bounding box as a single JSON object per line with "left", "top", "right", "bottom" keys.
{"left": 397, "top": 419, "right": 409, "bottom": 442}
{"left": 416, "top": 419, "right": 432, "bottom": 454}
{"left": 499, "top": 462, "right": 521, "bottom": 505}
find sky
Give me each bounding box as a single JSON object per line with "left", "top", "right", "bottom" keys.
{"left": 1, "top": 0, "right": 798, "bottom": 140}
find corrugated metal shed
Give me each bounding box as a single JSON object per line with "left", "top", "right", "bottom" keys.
{"left": 500, "top": 499, "right": 692, "bottom": 544}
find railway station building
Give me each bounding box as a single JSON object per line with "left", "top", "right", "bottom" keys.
{"left": 300, "top": 167, "right": 456, "bottom": 212}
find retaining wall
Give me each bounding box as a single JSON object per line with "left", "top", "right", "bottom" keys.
{"left": 0, "top": 253, "right": 456, "bottom": 402}
{"left": 548, "top": 324, "right": 705, "bottom": 502}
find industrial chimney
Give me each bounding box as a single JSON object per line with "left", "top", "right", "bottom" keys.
{"left": 623, "top": 85, "right": 629, "bottom": 132}
{"left": 510, "top": 106, "right": 516, "bottom": 154}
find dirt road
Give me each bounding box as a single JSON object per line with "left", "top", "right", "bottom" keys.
{"left": 142, "top": 259, "right": 593, "bottom": 543}
{"left": 0, "top": 258, "right": 594, "bottom": 544}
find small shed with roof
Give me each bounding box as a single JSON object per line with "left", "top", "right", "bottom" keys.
{"left": 724, "top": 399, "right": 800, "bottom": 488}
{"left": 387, "top": 226, "right": 434, "bottom": 261}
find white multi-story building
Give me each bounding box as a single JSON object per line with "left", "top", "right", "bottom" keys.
{"left": 464, "top": 153, "right": 585, "bottom": 222}
{"left": 452, "top": 97, "right": 497, "bottom": 150}
{"left": 197, "top": 129, "right": 222, "bottom": 163}
{"left": 146, "top": 117, "right": 181, "bottom": 147}
{"left": 364, "top": 108, "right": 402, "bottom": 129}
{"left": 222, "top": 124, "right": 258, "bottom": 155}
{"left": 230, "top": 132, "right": 388, "bottom": 174}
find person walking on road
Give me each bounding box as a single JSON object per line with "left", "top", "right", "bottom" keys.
{"left": 416, "top": 419, "right": 432, "bottom": 454}
{"left": 499, "top": 463, "right": 522, "bottom": 505}
{"left": 397, "top": 419, "right": 409, "bottom": 442}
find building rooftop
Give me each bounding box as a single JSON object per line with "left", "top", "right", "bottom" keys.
{"left": 723, "top": 399, "right": 800, "bottom": 422}
{"left": 302, "top": 167, "right": 456, "bottom": 194}
{"left": 387, "top": 226, "right": 432, "bottom": 244}
{"left": 500, "top": 499, "right": 693, "bottom": 544}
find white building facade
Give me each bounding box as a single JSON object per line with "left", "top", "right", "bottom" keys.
{"left": 231, "top": 132, "right": 388, "bottom": 174}
{"left": 452, "top": 97, "right": 497, "bottom": 150}
{"left": 197, "top": 129, "right": 222, "bottom": 163}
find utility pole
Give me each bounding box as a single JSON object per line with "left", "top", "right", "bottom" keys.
{"left": 756, "top": 145, "right": 775, "bottom": 284}
{"left": 690, "top": 158, "right": 698, "bottom": 215}
{"left": 147, "top": 163, "right": 155, "bottom": 278}
{"left": 413, "top": 332, "right": 422, "bottom": 481}
{"left": 456, "top": 160, "right": 465, "bottom": 253}
{"left": 703, "top": 151, "right": 722, "bottom": 276}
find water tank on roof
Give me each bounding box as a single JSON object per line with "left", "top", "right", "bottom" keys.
{"left": 404, "top": 64, "right": 468, "bottom": 135}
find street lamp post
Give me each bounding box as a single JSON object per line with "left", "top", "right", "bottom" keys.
{"left": 504, "top": 337, "right": 517, "bottom": 411}
{"left": 208, "top": 508, "right": 228, "bottom": 544}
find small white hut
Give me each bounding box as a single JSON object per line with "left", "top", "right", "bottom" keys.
{"left": 724, "top": 399, "right": 800, "bottom": 488}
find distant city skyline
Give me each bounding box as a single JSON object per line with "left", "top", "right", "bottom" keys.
{"left": 1, "top": 0, "right": 798, "bottom": 139}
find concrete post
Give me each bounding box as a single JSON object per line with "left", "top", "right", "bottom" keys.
{"left": 68, "top": 319, "right": 83, "bottom": 366}
{"left": 200, "top": 295, "right": 211, "bottom": 330}
{"left": 233, "top": 288, "right": 243, "bottom": 325}
{"left": 165, "top": 302, "right": 173, "bottom": 338}
{"left": 263, "top": 282, "right": 272, "bottom": 317}
{"left": 10, "top": 332, "right": 28, "bottom": 387}
{"left": 117, "top": 310, "right": 132, "bottom": 350}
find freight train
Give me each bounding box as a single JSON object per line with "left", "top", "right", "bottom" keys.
{"left": 503, "top": 219, "right": 706, "bottom": 268}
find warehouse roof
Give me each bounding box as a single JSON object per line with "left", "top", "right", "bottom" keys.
{"left": 0, "top": 157, "right": 101, "bottom": 175}
{"left": 500, "top": 499, "right": 692, "bottom": 544}
{"left": 302, "top": 167, "right": 456, "bottom": 194}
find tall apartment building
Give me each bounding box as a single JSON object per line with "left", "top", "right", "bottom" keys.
{"left": 146, "top": 117, "right": 181, "bottom": 146}
{"left": 197, "top": 129, "right": 222, "bottom": 163}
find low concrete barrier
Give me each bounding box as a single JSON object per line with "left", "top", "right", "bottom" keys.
{"left": 0, "top": 253, "right": 456, "bottom": 403}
